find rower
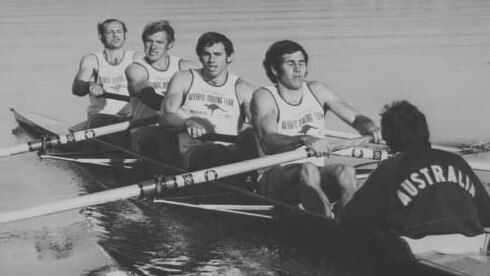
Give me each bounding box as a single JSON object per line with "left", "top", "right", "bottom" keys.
{"left": 159, "top": 32, "right": 256, "bottom": 171}
{"left": 341, "top": 100, "right": 490, "bottom": 238}
{"left": 72, "top": 19, "right": 143, "bottom": 147}
{"left": 251, "top": 40, "right": 381, "bottom": 217}
{"left": 125, "top": 20, "right": 199, "bottom": 163}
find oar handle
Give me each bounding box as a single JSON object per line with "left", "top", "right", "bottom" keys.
{"left": 199, "top": 133, "right": 238, "bottom": 143}
{"left": 103, "top": 92, "right": 130, "bottom": 102}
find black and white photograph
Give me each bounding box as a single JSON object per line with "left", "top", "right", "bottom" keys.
{"left": 1, "top": 1, "right": 489, "bottom": 275}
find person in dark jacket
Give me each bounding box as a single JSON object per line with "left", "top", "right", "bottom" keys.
{"left": 342, "top": 100, "right": 490, "bottom": 238}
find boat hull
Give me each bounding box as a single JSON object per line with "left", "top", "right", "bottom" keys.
{"left": 10, "top": 106, "right": 488, "bottom": 276}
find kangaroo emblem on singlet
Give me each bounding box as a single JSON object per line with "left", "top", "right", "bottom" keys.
{"left": 204, "top": 104, "right": 225, "bottom": 115}
{"left": 299, "top": 125, "right": 317, "bottom": 135}
{"left": 110, "top": 83, "right": 126, "bottom": 93}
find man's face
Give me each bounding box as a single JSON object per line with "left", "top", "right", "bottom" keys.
{"left": 144, "top": 31, "right": 171, "bottom": 63}
{"left": 275, "top": 51, "right": 307, "bottom": 90}
{"left": 101, "top": 21, "right": 125, "bottom": 49}
{"left": 199, "top": 42, "right": 229, "bottom": 78}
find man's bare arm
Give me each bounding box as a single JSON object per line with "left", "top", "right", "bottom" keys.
{"left": 308, "top": 81, "right": 381, "bottom": 143}
{"left": 72, "top": 54, "right": 99, "bottom": 97}
{"left": 159, "top": 71, "right": 193, "bottom": 133}
{"left": 235, "top": 78, "right": 255, "bottom": 127}
{"left": 126, "top": 62, "right": 162, "bottom": 110}
{"left": 251, "top": 88, "right": 305, "bottom": 154}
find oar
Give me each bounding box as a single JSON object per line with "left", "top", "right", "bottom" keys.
{"left": 1, "top": 115, "right": 158, "bottom": 158}
{"left": 317, "top": 128, "right": 482, "bottom": 154}
{"left": 103, "top": 92, "right": 130, "bottom": 102}
{"left": 39, "top": 155, "right": 140, "bottom": 168}
{"left": 0, "top": 135, "right": 373, "bottom": 224}
{"left": 203, "top": 131, "right": 490, "bottom": 171}
{"left": 317, "top": 129, "right": 490, "bottom": 171}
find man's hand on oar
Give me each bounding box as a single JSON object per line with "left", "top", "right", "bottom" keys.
{"left": 0, "top": 135, "right": 373, "bottom": 224}
{"left": 87, "top": 82, "right": 131, "bottom": 102}
{"left": 158, "top": 113, "right": 235, "bottom": 142}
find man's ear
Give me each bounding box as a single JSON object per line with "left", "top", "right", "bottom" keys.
{"left": 226, "top": 54, "right": 232, "bottom": 63}
{"left": 271, "top": 66, "right": 278, "bottom": 77}
{"left": 167, "top": 42, "right": 174, "bottom": 50}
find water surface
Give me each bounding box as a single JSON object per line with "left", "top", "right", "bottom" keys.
{"left": 1, "top": 1, "right": 490, "bottom": 275}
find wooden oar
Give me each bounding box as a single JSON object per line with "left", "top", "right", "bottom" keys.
{"left": 0, "top": 135, "right": 373, "bottom": 224}
{"left": 0, "top": 115, "right": 158, "bottom": 158}
{"left": 103, "top": 92, "right": 130, "bottom": 102}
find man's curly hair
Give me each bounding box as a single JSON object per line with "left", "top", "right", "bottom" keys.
{"left": 380, "top": 100, "right": 431, "bottom": 152}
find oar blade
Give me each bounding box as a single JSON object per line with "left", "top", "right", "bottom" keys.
{"left": 0, "top": 182, "right": 147, "bottom": 224}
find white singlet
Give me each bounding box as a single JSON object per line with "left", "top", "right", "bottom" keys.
{"left": 258, "top": 83, "right": 327, "bottom": 167}
{"left": 131, "top": 56, "right": 181, "bottom": 121}
{"left": 177, "top": 69, "right": 242, "bottom": 154}
{"left": 87, "top": 50, "right": 135, "bottom": 117}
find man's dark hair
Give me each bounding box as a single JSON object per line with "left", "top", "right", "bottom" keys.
{"left": 380, "top": 100, "right": 431, "bottom": 152}
{"left": 97, "top": 19, "right": 128, "bottom": 37}
{"left": 263, "top": 40, "right": 309, "bottom": 83}
{"left": 195, "top": 32, "right": 234, "bottom": 57}
{"left": 142, "top": 20, "right": 175, "bottom": 43}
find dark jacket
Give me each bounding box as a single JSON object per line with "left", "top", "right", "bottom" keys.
{"left": 342, "top": 146, "right": 490, "bottom": 238}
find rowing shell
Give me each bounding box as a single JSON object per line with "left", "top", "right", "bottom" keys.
{"left": 8, "top": 106, "right": 490, "bottom": 276}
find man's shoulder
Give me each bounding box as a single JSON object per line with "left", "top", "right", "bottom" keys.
{"left": 235, "top": 77, "right": 255, "bottom": 92}
{"left": 170, "top": 69, "right": 194, "bottom": 85}
{"left": 125, "top": 62, "right": 149, "bottom": 80}
{"left": 305, "top": 80, "right": 334, "bottom": 94}
{"left": 253, "top": 86, "right": 274, "bottom": 97}
{"left": 251, "top": 87, "right": 276, "bottom": 107}
{"left": 304, "top": 81, "right": 339, "bottom": 104}
{"left": 80, "top": 53, "right": 98, "bottom": 65}
{"left": 175, "top": 68, "right": 193, "bottom": 78}
{"left": 126, "top": 61, "right": 146, "bottom": 71}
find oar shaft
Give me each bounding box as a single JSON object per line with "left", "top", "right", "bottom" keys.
{"left": 3, "top": 116, "right": 158, "bottom": 158}
{"left": 156, "top": 137, "right": 375, "bottom": 191}
{"left": 332, "top": 147, "right": 391, "bottom": 161}
{"left": 154, "top": 149, "right": 314, "bottom": 191}
{"left": 103, "top": 92, "right": 130, "bottom": 102}
{"left": 0, "top": 151, "right": 309, "bottom": 224}
{"left": 319, "top": 129, "right": 462, "bottom": 153}
{"left": 320, "top": 129, "right": 490, "bottom": 171}
{"left": 466, "top": 160, "right": 490, "bottom": 172}
{"left": 0, "top": 135, "right": 372, "bottom": 224}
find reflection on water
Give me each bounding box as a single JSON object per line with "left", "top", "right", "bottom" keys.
{"left": 87, "top": 200, "right": 352, "bottom": 275}
{"left": 0, "top": 221, "right": 123, "bottom": 276}
{"left": 35, "top": 227, "right": 75, "bottom": 260}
